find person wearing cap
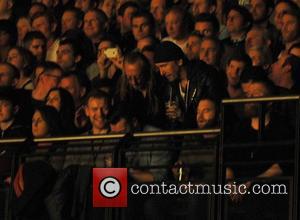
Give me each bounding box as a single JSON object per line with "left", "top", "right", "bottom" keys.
{"left": 154, "top": 41, "right": 221, "bottom": 129}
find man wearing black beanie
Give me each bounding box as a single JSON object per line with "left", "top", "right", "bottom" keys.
{"left": 154, "top": 41, "right": 222, "bottom": 129}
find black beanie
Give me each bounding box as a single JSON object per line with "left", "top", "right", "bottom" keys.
{"left": 154, "top": 41, "right": 186, "bottom": 63}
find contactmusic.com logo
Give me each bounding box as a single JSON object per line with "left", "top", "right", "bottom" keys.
{"left": 93, "top": 168, "right": 128, "bottom": 207}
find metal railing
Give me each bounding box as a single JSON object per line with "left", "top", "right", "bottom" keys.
{"left": 0, "top": 95, "right": 299, "bottom": 220}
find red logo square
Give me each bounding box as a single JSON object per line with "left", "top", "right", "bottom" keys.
{"left": 93, "top": 168, "right": 127, "bottom": 207}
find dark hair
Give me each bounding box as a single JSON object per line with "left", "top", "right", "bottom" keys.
{"left": 86, "top": 8, "right": 108, "bottom": 26}
{"left": 34, "top": 105, "right": 62, "bottom": 137}
{"left": 46, "top": 88, "right": 76, "bottom": 135}
{"left": 226, "top": 5, "right": 253, "bottom": 30}
{"left": 284, "top": 55, "right": 300, "bottom": 86}
{"left": 275, "top": 0, "right": 299, "bottom": 10}
{"left": 194, "top": 13, "right": 220, "bottom": 34}
{"left": 29, "top": 2, "right": 48, "bottom": 16}
{"left": 84, "top": 89, "right": 111, "bottom": 106}
{"left": 227, "top": 52, "right": 252, "bottom": 68}
{"left": 8, "top": 46, "right": 36, "bottom": 77}
{"left": 63, "top": 6, "right": 84, "bottom": 22}
{"left": 23, "top": 31, "right": 47, "bottom": 48}
{"left": 59, "top": 37, "right": 82, "bottom": 58}
{"left": 118, "top": 1, "right": 140, "bottom": 16}
{"left": 31, "top": 11, "right": 56, "bottom": 27}
{"left": 282, "top": 8, "right": 300, "bottom": 24}
{"left": 0, "top": 19, "right": 17, "bottom": 46}
{"left": 0, "top": 62, "right": 20, "bottom": 80}
{"left": 131, "top": 10, "right": 156, "bottom": 31}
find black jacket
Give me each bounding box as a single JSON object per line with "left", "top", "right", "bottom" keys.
{"left": 161, "top": 60, "right": 222, "bottom": 129}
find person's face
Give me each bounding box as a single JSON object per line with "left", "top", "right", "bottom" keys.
{"left": 226, "top": 60, "right": 246, "bottom": 86}
{"left": 7, "top": 49, "right": 24, "bottom": 70}
{"left": 150, "top": 0, "right": 166, "bottom": 24}
{"left": 46, "top": 90, "right": 61, "bottom": 111}
{"left": 61, "top": 11, "right": 80, "bottom": 33}
{"left": 290, "top": 47, "right": 300, "bottom": 57}
{"left": 196, "top": 99, "right": 216, "bottom": 129}
{"left": 194, "top": 21, "right": 215, "bottom": 37}
{"left": 199, "top": 39, "right": 218, "bottom": 66}
{"left": 247, "top": 49, "right": 264, "bottom": 66}
{"left": 75, "top": 0, "right": 93, "bottom": 13}
{"left": 37, "top": 69, "right": 62, "bottom": 94}
{"left": 156, "top": 60, "right": 180, "bottom": 82}
{"left": 28, "top": 39, "right": 46, "bottom": 62}
{"left": 100, "top": 0, "right": 115, "bottom": 18}
{"left": 110, "top": 118, "right": 128, "bottom": 133}
{"left": 245, "top": 29, "right": 265, "bottom": 50}
{"left": 32, "top": 16, "right": 52, "bottom": 39}
{"left": 32, "top": 110, "right": 49, "bottom": 138}
{"left": 56, "top": 44, "right": 77, "bottom": 71}
{"left": 0, "top": 100, "right": 14, "bottom": 123}
{"left": 59, "top": 75, "right": 82, "bottom": 104}
{"left": 249, "top": 0, "right": 268, "bottom": 23}
{"left": 124, "top": 62, "right": 143, "bottom": 90}
{"left": 85, "top": 97, "right": 109, "bottom": 131}
{"left": 29, "top": 5, "right": 45, "bottom": 18}
{"left": 0, "top": 0, "right": 11, "bottom": 14}
{"left": 186, "top": 35, "right": 202, "bottom": 60}
{"left": 132, "top": 16, "right": 152, "bottom": 41}
{"left": 226, "top": 10, "right": 245, "bottom": 34}
{"left": 274, "top": 2, "right": 291, "bottom": 31}
{"left": 122, "top": 7, "right": 138, "bottom": 31}
{"left": 0, "top": 64, "right": 15, "bottom": 87}
{"left": 192, "top": 0, "right": 213, "bottom": 16}
{"left": 83, "top": 11, "right": 103, "bottom": 39}
{"left": 0, "top": 31, "right": 10, "bottom": 47}
{"left": 243, "top": 82, "right": 269, "bottom": 117}
{"left": 17, "top": 18, "right": 31, "bottom": 42}
{"left": 269, "top": 54, "right": 289, "bottom": 83}
{"left": 281, "top": 14, "right": 300, "bottom": 44}
{"left": 165, "top": 11, "right": 183, "bottom": 39}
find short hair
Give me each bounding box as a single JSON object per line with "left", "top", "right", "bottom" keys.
{"left": 0, "top": 62, "right": 20, "bottom": 80}
{"left": 123, "top": 51, "right": 151, "bottom": 88}
{"left": 194, "top": 13, "right": 220, "bottom": 34}
{"left": 117, "top": 1, "right": 140, "bottom": 16}
{"left": 131, "top": 10, "right": 156, "bottom": 30}
{"left": 84, "top": 89, "right": 111, "bottom": 106}
{"left": 29, "top": 2, "right": 48, "bottom": 16}
{"left": 275, "top": 0, "right": 299, "bottom": 10}
{"left": 227, "top": 52, "right": 252, "bottom": 68}
{"left": 59, "top": 37, "right": 83, "bottom": 57}
{"left": 85, "top": 8, "right": 108, "bottom": 25}
{"left": 166, "top": 6, "right": 194, "bottom": 34}
{"left": 226, "top": 5, "right": 253, "bottom": 28}
{"left": 0, "top": 20, "right": 17, "bottom": 46}
{"left": 23, "top": 31, "right": 47, "bottom": 48}
{"left": 31, "top": 11, "right": 56, "bottom": 26}
{"left": 282, "top": 8, "right": 300, "bottom": 24}
{"left": 63, "top": 6, "right": 84, "bottom": 22}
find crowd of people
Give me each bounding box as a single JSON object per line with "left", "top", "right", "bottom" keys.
{"left": 0, "top": 0, "right": 299, "bottom": 219}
